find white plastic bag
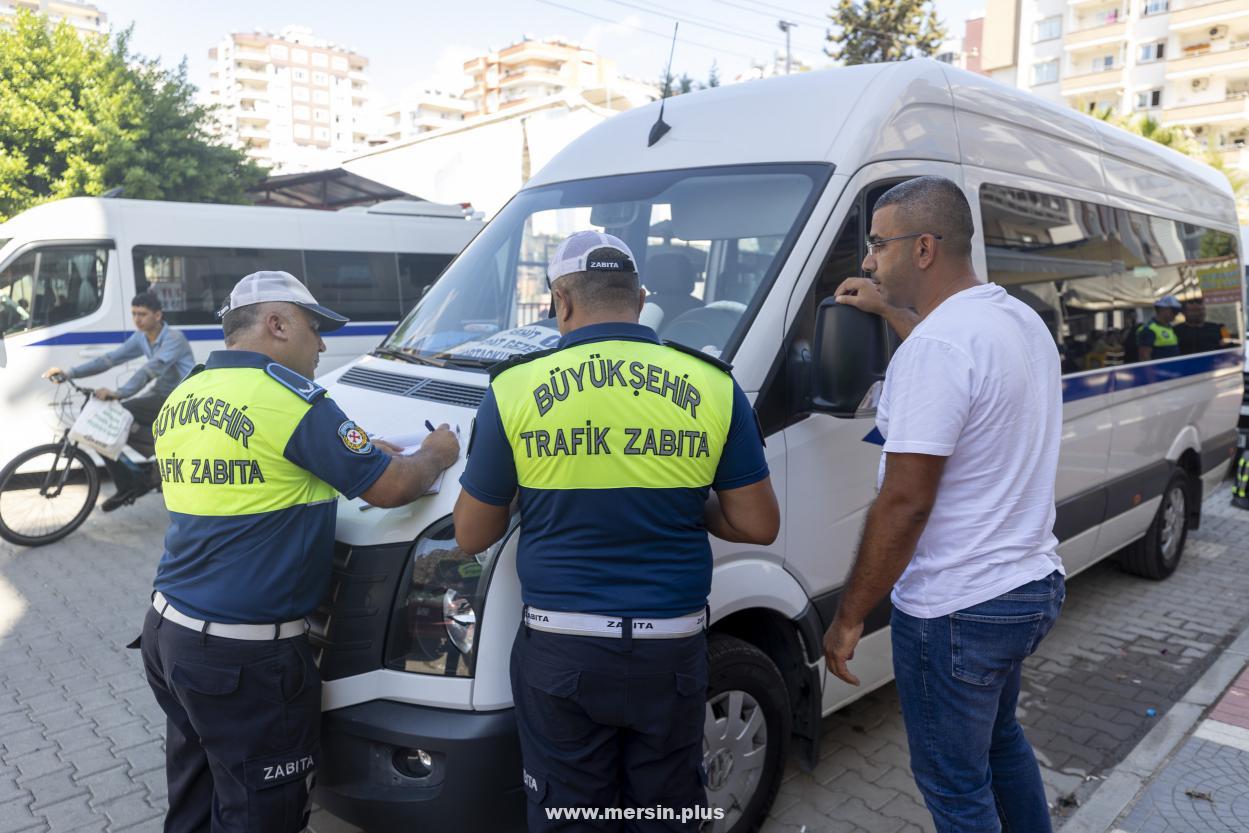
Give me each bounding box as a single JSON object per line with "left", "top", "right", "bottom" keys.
{"left": 68, "top": 399, "right": 133, "bottom": 460}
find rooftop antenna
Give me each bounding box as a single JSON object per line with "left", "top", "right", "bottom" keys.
{"left": 648, "top": 21, "right": 679, "bottom": 148}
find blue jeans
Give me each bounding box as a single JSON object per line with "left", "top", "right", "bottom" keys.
{"left": 891, "top": 570, "right": 1065, "bottom": 833}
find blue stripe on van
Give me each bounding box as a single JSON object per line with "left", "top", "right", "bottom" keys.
{"left": 1062, "top": 350, "right": 1242, "bottom": 403}
{"left": 29, "top": 322, "right": 395, "bottom": 346}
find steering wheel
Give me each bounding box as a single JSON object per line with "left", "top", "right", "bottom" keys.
{"left": 660, "top": 302, "right": 747, "bottom": 354}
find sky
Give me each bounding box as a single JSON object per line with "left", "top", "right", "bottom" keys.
{"left": 100, "top": 0, "right": 984, "bottom": 104}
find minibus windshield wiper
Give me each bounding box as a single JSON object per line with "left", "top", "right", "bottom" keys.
{"left": 435, "top": 354, "right": 501, "bottom": 369}
{"left": 370, "top": 348, "right": 442, "bottom": 367}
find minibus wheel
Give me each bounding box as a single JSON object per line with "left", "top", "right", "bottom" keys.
{"left": 1116, "top": 470, "right": 1189, "bottom": 580}
{"left": 703, "top": 633, "right": 790, "bottom": 833}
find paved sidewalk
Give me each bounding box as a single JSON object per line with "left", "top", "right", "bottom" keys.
{"left": 1062, "top": 621, "right": 1249, "bottom": 833}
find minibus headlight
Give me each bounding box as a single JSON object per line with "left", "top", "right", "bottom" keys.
{"left": 383, "top": 515, "right": 513, "bottom": 677}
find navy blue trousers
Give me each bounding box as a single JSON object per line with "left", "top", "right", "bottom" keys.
{"left": 511, "top": 626, "right": 709, "bottom": 832}
{"left": 140, "top": 607, "right": 320, "bottom": 833}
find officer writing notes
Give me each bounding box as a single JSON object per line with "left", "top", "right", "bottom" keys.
{"left": 454, "top": 232, "right": 779, "bottom": 832}
{"left": 140, "top": 272, "right": 459, "bottom": 833}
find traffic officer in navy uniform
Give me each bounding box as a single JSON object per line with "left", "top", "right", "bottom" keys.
{"left": 454, "top": 232, "right": 780, "bottom": 831}
{"left": 139, "top": 271, "right": 460, "bottom": 833}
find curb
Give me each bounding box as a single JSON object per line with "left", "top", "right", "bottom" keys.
{"left": 1059, "top": 621, "right": 1249, "bottom": 833}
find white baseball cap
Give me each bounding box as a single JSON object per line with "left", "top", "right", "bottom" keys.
{"left": 547, "top": 231, "right": 638, "bottom": 284}
{"left": 218, "top": 271, "right": 349, "bottom": 332}
{"left": 1155, "top": 295, "right": 1182, "bottom": 310}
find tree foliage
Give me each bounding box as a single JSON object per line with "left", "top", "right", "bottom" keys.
{"left": 824, "top": 0, "right": 946, "bottom": 65}
{"left": 0, "top": 10, "right": 266, "bottom": 221}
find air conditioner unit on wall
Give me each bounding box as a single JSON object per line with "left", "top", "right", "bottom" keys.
{"left": 1210, "top": 25, "right": 1229, "bottom": 39}
{"left": 1192, "top": 77, "right": 1210, "bottom": 90}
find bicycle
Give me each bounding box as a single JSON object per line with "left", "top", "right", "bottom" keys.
{"left": 0, "top": 377, "right": 152, "bottom": 547}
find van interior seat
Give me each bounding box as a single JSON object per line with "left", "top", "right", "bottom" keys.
{"left": 642, "top": 254, "right": 703, "bottom": 333}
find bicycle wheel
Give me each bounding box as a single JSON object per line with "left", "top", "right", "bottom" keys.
{"left": 0, "top": 443, "right": 101, "bottom": 547}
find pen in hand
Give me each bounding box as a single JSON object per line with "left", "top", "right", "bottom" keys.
{"left": 425, "top": 419, "right": 436, "bottom": 433}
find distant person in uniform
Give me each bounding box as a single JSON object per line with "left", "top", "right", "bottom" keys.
{"left": 1135, "top": 295, "right": 1182, "bottom": 361}
{"left": 1177, "top": 297, "right": 1229, "bottom": 355}
{"left": 454, "top": 232, "right": 779, "bottom": 832}
{"left": 139, "top": 271, "right": 460, "bottom": 833}
{"left": 44, "top": 292, "right": 194, "bottom": 510}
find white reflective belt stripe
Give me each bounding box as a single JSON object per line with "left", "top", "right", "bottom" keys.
{"left": 523, "top": 607, "right": 706, "bottom": 639}
{"left": 152, "top": 592, "right": 306, "bottom": 640}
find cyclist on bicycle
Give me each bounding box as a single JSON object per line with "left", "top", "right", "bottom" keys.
{"left": 43, "top": 292, "right": 193, "bottom": 511}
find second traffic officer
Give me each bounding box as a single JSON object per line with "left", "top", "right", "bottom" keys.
{"left": 455, "top": 231, "right": 779, "bottom": 831}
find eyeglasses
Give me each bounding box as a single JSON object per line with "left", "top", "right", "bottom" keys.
{"left": 866, "top": 232, "right": 943, "bottom": 255}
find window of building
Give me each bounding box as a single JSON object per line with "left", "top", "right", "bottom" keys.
{"left": 0, "top": 245, "right": 110, "bottom": 334}
{"left": 313, "top": 108, "right": 329, "bottom": 123}
{"left": 1094, "top": 53, "right": 1117, "bottom": 71}
{"left": 1033, "top": 60, "right": 1060, "bottom": 85}
{"left": 269, "top": 44, "right": 288, "bottom": 60}
{"left": 313, "top": 71, "right": 329, "bottom": 86}
{"left": 313, "top": 90, "right": 329, "bottom": 105}
{"left": 314, "top": 127, "right": 330, "bottom": 141}
{"left": 294, "top": 123, "right": 311, "bottom": 139}
{"left": 292, "top": 48, "right": 308, "bottom": 64}
{"left": 292, "top": 86, "right": 310, "bottom": 102}
{"left": 332, "top": 56, "right": 348, "bottom": 71}
{"left": 1035, "top": 16, "right": 1062, "bottom": 42}
{"left": 132, "top": 246, "right": 301, "bottom": 325}
{"left": 1143, "top": 0, "right": 1169, "bottom": 14}
{"left": 1135, "top": 88, "right": 1162, "bottom": 109}
{"left": 312, "top": 52, "right": 329, "bottom": 67}
{"left": 292, "top": 68, "right": 308, "bottom": 82}
{"left": 1139, "top": 41, "right": 1166, "bottom": 62}
{"left": 303, "top": 251, "right": 400, "bottom": 321}
{"left": 293, "top": 104, "right": 310, "bottom": 120}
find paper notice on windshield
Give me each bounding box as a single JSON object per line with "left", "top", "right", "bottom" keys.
{"left": 451, "top": 325, "right": 560, "bottom": 361}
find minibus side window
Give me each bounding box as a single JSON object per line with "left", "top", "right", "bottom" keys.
{"left": 134, "top": 246, "right": 302, "bottom": 325}
{"left": 0, "top": 245, "right": 108, "bottom": 334}
{"left": 303, "top": 250, "right": 400, "bottom": 322}
{"left": 398, "top": 253, "right": 454, "bottom": 316}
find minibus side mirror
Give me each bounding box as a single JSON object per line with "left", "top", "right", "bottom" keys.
{"left": 810, "top": 298, "right": 887, "bottom": 418}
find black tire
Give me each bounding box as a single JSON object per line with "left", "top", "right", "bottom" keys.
{"left": 703, "top": 633, "right": 791, "bottom": 833}
{"left": 0, "top": 443, "right": 100, "bottom": 547}
{"left": 1116, "top": 470, "right": 1190, "bottom": 580}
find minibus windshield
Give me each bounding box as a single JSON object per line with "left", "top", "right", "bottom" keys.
{"left": 381, "top": 164, "right": 829, "bottom": 367}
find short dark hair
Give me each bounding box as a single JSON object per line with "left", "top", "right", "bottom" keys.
{"left": 221, "top": 304, "right": 264, "bottom": 345}
{"left": 554, "top": 270, "right": 640, "bottom": 312}
{"left": 873, "top": 176, "right": 975, "bottom": 258}
{"left": 131, "top": 292, "right": 162, "bottom": 312}
{"left": 1183, "top": 297, "right": 1205, "bottom": 307}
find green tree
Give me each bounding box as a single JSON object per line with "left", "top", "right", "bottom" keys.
{"left": 677, "top": 73, "right": 695, "bottom": 95}
{"left": 0, "top": 11, "right": 266, "bottom": 221}
{"left": 707, "top": 60, "right": 720, "bottom": 88}
{"left": 825, "top": 0, "right": 946, "bottom": 65}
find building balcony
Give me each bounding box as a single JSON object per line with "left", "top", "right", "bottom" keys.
{"left": 234, "top": 67, "right": 269, "bottom": 83}
{"left": 1064, "top": 19, "right": 1129, "bottom": 48}
{"left": 238, "top": 125, "right": 270, "bottom": 141}
{"left": 1170, "top": 0, "right": 1249, "bottom": 28}
{"left": 234, "top": 47, "right": 269, "bottom": 64}
{"left": 500, "top": 68, "right": 564, "bottom": 87}
{"left": 1061, "top": 66, "right": 1126, "bottom": 94}
{"left": 1161, "top": 94, "right": 1249, "bottom": 123}
{"left": 1167, "top": 44, "right": 1249, "bottom": 75}
{"left": 498, "top": 42, "right": 574, "bottom": 65}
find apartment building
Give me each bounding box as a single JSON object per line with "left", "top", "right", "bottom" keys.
{"left": 0, "top": 0, "right": 106, "bottom": 34}
{"left": 206, "top": 26, "right": 371, "bottom": 173}
{"left": 370, "top": 89, "right": 476, "bottom": 146}
{"left": 462, "top": 38, "right": 657, "bottom": 116}
{"left": 936, "top": 14, "right": 988, "bottom": 72}
{"left": 984, "top": 0, "right": 1249, "bottom": 166}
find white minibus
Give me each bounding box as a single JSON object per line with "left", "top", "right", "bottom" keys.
{"left": 315, "top": 60, "right": 1241, "bottom": 832}
{"left": 0, "top": 197, "right": 481, "bottom": 469}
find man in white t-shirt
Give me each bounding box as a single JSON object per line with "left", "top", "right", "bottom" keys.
{"left": 822, "top": 176, "right": 1065, "bottom": 833}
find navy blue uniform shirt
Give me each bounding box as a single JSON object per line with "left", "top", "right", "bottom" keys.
{"left": 460, "top": 322, "right": 769, "bottom": 617}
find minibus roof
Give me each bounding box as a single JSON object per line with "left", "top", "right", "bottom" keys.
{"left": 526, "top": 59, "right": 1236, "bottom": 230}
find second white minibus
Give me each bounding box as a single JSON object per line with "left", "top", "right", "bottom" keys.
{"left": 0, "top": 197, "right": 482, "bottom": 470}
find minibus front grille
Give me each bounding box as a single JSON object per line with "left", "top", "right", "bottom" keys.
{"left": 337, "top": 366, "right": 486, "bottom": 408}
